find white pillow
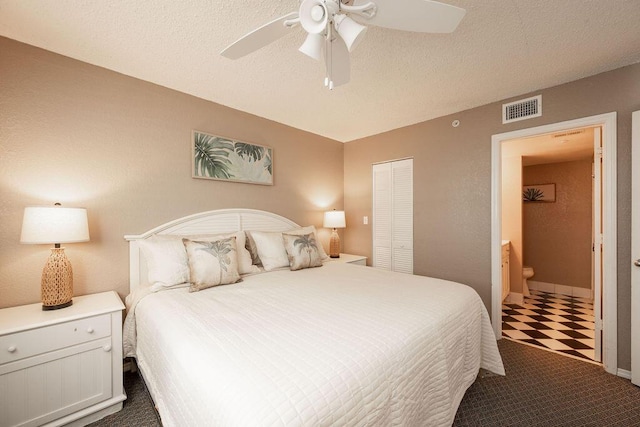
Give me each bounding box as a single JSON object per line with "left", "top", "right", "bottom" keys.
{"left": 251, "top": 231, "right": 290, "bottom": 271}
{"left": 139, "top": 236, "right": 190, "bottom": 288}
{"left": 244, "top": 231, "right": 262, "bottom": 266}
{"left": 139, "top": 232, "right": 258, "bottom": 290}
{"left": 286, "top": 225, "right": 329, "bottom": 260}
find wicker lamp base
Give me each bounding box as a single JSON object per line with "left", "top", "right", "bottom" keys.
{"left": 41, "top": 247, "right": 74, "bottom": 311}
{"left": 329, "top": 229, "right": 341, "bottom": 258}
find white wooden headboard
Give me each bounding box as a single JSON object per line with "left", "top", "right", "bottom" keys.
{"left": 124, "top": 209, "right": 300, "bottom": 293}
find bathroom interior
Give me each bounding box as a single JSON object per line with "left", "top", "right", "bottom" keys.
{"left": 500, "top": 126, "right": 599, "bottom": 362}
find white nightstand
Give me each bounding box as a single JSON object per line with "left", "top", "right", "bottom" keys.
{"left": 328, "top": 253, "right": 367, "bottom": 266}
{"left": 0, "top": 291, "right": 126, "bottom": 427}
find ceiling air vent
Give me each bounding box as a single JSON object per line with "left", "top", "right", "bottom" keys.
{"left": 502, "top": 95, "right": 542, "bottom": 124}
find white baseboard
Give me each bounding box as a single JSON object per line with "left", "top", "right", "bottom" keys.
{"left": 617, "top": 368, "right": 632, "bottom": 380}
{"left": 527, "top": 280, "right": 592, "bottom": 300}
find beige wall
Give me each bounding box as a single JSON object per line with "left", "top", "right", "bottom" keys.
{"left": 344, "top": 62, "right": 640, "bottom": 370}
{"left": 2, "top": 35, "right": 639, "bottom": 370}
{"left": 0, "top": 37, "right": 344, "bottom": 308}
{"left": 523, "top": 159, "right": 593, "bottom": 290}
{"left": 502, "top": 156, "right": 523, "bottom": 294}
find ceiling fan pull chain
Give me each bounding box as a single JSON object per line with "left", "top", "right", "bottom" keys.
{"left": 328, "top": 25, "right": 334, "bottom": 89}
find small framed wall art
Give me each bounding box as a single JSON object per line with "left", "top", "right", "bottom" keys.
{"left": 192, "top": 130, "right": 273, "bottom": 185}
{"left": 523, "top": 183, "right": 555, "bottom": 202}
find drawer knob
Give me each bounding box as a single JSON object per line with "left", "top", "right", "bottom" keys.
{"left": 7, "top": 345, "right": 17, "bottom": 353}
{"left": 103, "top": 345, "right": 112, "bottom": 352}
{"left": 87, "top": 327, "right": 95, "bottom": 334}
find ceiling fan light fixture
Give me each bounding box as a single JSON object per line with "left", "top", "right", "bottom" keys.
{"left": 299, "top": 33, "right": 325, "bottom": 61}
{"left": 300, "top": 0, "right": 329, "bottom": 34}
{"left": 221, "top": 0, "right": 466, "bottom": 89}
{"left": 334, "top": 14, "right": 367, "bottom": 52}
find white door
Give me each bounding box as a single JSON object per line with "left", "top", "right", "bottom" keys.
{"left": 372, "top": 159, "right": 413, "bottom": 273}
{"left": 632, "top": 110, "right": 640, "bottom": 386}
{"left": 593, "top": 127, "right": 603, "bottom": 363}
{"left": 373, "top": 163, "right": 392, "bottom": 270}
{"left": 391, "top": 159, "right": 414, "bottom": 273}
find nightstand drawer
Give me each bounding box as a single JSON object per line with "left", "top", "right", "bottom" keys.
{"left": 0, "top": 313, "right": 110, "bottom": 364}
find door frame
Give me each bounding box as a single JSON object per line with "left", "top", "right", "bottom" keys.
{"left": 592, "top": 128, "right": 603, "bottom": 363}
{"left": 631, "top": 110, "right": 639, "bottom": 385}
{"left": 491, "top": 112, "right": 617, "bottom": 375}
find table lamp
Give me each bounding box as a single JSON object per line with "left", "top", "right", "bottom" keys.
{"left": 323, "top": 209, "right": 346, "bottom": 258}
{"left": 20, "top": 203, "right": 90, "bottom": 310}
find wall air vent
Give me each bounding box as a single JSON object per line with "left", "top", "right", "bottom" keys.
{"left": 502, "top": 95, "right": 542, "bottom": 124}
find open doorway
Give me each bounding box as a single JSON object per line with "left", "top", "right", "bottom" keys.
{"left": 500, "top": 127, "right": 600, "bottom": 363}
{"left": 491, "top": 112, "right": 618, "bottom": 375}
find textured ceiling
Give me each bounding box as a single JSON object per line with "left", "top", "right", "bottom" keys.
{"left": 1, "top": 0, "right": 639, "bottom": 142}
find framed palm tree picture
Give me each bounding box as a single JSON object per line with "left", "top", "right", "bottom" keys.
{"left": 523, "top": 183, "right": 555, "bottom": 202}
{"left": 192, "top": 131, "right": 273, "bottom": 185}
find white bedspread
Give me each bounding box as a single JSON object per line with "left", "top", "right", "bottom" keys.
{"left": 124, "top": 262, "right": 504, "bottom": 427}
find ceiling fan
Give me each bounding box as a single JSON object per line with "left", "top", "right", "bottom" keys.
{"left": 221, "top": 0, "right": 466, "bottom": 89}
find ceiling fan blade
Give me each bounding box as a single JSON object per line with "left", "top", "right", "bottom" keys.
{"left": 352, "top": 0, "right": 465, "bottom": 33}
{"left": 324, "top": 35, "right": 350, "bottom": 88}
{"left": 221, "top": 12, "right": 298, "bottom": 59}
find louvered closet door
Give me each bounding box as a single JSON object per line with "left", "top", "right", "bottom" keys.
{"left": 372, "top": 159, "right": 413, "bottom": 273}
{"left": 373, "top": 163, "right": 392, "bottom": 270}
{"left": 391, "top": 159, "right": 413, "bottom": 273}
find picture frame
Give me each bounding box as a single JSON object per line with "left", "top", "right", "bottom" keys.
{"left": 523, "top": 183, "right": 555, "bottom": 202}
{"left": 192, "top": 130, "right": 273, "bottom": 185}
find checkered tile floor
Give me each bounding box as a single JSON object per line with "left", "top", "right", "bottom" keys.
{"left": 502, "top": 290, "right": 596, "bottom": 361}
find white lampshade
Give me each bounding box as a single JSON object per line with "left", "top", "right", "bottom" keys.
{"left": 21, "top": 206, "right": 90, "bottom": 244}
{"left": 323, "top": 210, "right": 346, "bottom": 229}
{"left": 334, "top": 14, "right": 367, "bottom": 52}
{"left": 300, "top": 0, "right": 329, "bottom": 34}
{"left": 299, "top": 32, "right": 324, "bottom": 61}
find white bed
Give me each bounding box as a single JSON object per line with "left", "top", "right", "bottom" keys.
{"left": 123, "top": 209, "right": 504, "bottom": 427}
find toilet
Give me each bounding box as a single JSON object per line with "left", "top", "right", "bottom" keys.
{"left": 522, "top": 266, "right": 534, "bottom": 297}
